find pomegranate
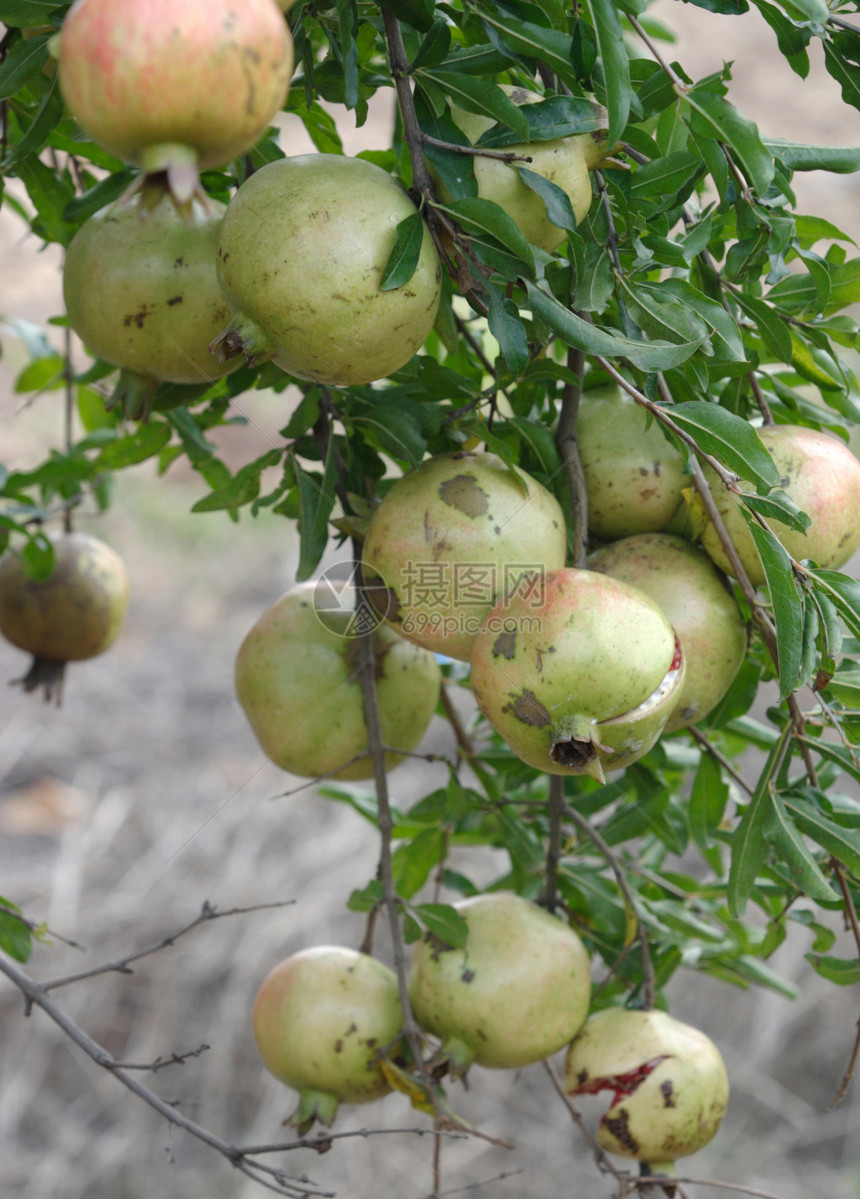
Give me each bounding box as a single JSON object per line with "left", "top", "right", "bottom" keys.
{"left": 700, "top": 423, "right": 860, "bottom": 586}
{"left": 469, "top": 568, "right": 685, "bottom": 782}
{"left": 58, "top": 0, "right": 293, "bottom": 200}
{"left": 63, "top": 184, "right": 238, "bottom": 420}
{"left": 234, "top": 582, "right": 441, "bottom": 780}
{"left": 252, "top": 946, "right": 402, "bottom": 1131}
{"left": 360, "top": 451, "right": 568, "bottom": 662}
{"left": 210, "top": 154, "right": 442, "bottom": 386}
{"left": 565, "top": 1007, "right": 729, "bottom": 1164}
{"left": 588, "top": 534, "right": 747, "bottom": 732}
{"left": 0, "top": 531, "right": 129, "bottom": 702}
{"left": 435, "top": 85, "right": 604, "bottom": 252}
{"left": 577, "top": 386, "right": 687, "bottom": 543}
{"left": 408, "top": 892, "right": 591, "bottom": 1075}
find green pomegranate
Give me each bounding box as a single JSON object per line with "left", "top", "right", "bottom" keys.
{"left": 565, "top": 1007, "right": 729, "bottom": 1165}
{"left": 578, "top": 386, "right": 687, "bottom": 543}
{"left": 469, "top": 568, "right": 685, "bottom": 782}
{"left": 211, "top": 155, "right": 442, "bottom": 386}
{"left": 63, "top": 184, "right": 238, "bottom": 419}
{"left": 58, "top": 0, "right": 293, "bottom": 201}
{"left": 700, "top": 423, "right": 860, "bottom": 586}
{"left": 234, "top": 582, "right": 441, "bottom": 780}
{"left": 588, "top": 534, "right": 747, "bottom": 732}
{"left": 252, "top": 946, "right": 403, "bottom": 1131}
{"left": 435, "top": 85, "right": 605, "bottom": 253}
{"left": 408, "top": 892, "right": 591, "bottom": 1075}
{"left": 361, "top": 452, "right": 568, "bottom": 662}
{"left": 0, "top": 531, "right": 129, "bottom": 702}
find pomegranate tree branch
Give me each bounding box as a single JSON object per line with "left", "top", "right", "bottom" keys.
{"left": 41, "top": 899, "right": 295, "bottom": 993}
{"left": 827, "top": 859, "right": 860, "bottom": 1110}
{"left": 554, "top": 346, "right": 588, "bottom": 567}
{"left": 440, "top": 682, "right": 476, "bottom": 759}
{"left": 0, "top": 955, "right": 329, "bottom": 1198}
{"left": 561, "top": 800, "right": 656, "bottom": 1010}
{"left": 380, "top": 7, "right": 436, "bottom": 202}
{"left": 688, "top": 727, "right": 754, "bottom": 798}
{"left": 543, "top": 1059, "right": 627, "bottom": 1182}
{"left": 542, "top": 775, "right": 564, "bottom": 912}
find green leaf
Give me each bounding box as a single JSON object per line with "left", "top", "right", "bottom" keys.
{"left": 411, "top": 19, "right": 452, "bottom": 71}
{"left": 0, "top": 31, "right": 50, "bottom": 99}
{"left": 727, "top": 722, "right": 792, "bottom": 915}
{"left": 517, "top": 167, "right": 578, "bottom": 233}
{"left": 62, "top": 169, "right": 138, "bottom": 223}
{"left": 741, "top": 509, "right": 804, "bottom": 699}
{"left": 785, "top": 793, "right": 860, "bottom": 878}
{"left": 658, "top": 279, "right": 747, "bottom": 362}
{"left": 475, "top": 96, "right": 604, "bottom": 147}
{"left": 620, "top": 280, "right": 710, "bottom": 349}
{"left": 347, "top": 879, "right": 385, "bottom": 911}
{"left": 734, "top": 292, "right": 792, "bottom": 361}
{"left": 0, "top": 904, "right": 32, "bottom": 963}
{"left": 13, "top": 155, "right": 75, "bottom": 244}
{"left": 382, "top": 0, "right": 435, "bottom": 31}
{"left": 822, "top": 667, "right": 860, "bottom": 708}
{"left": 525, "top": 281, "right": 705, "bottom": 371}
{"left": 2, "top": 72, "right": 63, "bottom": 169}
{"left": 487, "top": 285, "right": 529, "bottom": 374}
{"left": 806, "top": 954, "right": 860, "bottom": 985}
{"left": 294, "top": 442, "right": 337, "bottom": 581}
{"left": 380, "top": 211, "right": 425, "bottom": 291}
{"left": 766, "top": 794, "right": 838, "bottom": 902}
{"left": 92, "top": 423, "right": 171, "bottom": 470}
{"left": 191, "top": 449, "right": 282, "bottom": 513}
{"left": 689, "top": 750, "right": 729, "bottom": 849}
{"left": 0, "top": 2, "right": 64, "bottom": 27}
{"left": 20, "top": 529, "right": 55, "bottom": 580}
{"left": 475, "top": 12, "right": 580, "bottom": 89}
{"left": 682, "top": 88, "right": 775, "bottom": 195}
{"left": 412, "top": 902, "right": 469, "bottom": 949}
{"left": 506, "top": 416, "right": 562, "bottom": 477}
{"left": 669, "top": 402, "right": 781, "bottom": 491}
{"left": 393, "top": 829, "right": 446, "bottom": 899}
{"left": 582, "top": 0, "right": 631, "bottom": 151}
{"left": 441, "top": 196, "right": 535, "bottom": 274}
{"left": 352, "top": 401, "right": 427, "bottom": 464}
{"left": 420, "top": 70, "right": 530, "bottom": 139}
{"left": 765, "top": 139, "right": 860, "bottom": 174}
{"left": 740, "top": 489, "right": 811, "bottom": 535}
{"left": 823, "top": 32, "right": 860, "bottom": 114}
{"left": 809, "top": 569, "right": 860, "bottom": 641}
{"left": 335, "top": 0, "right": 359, "bottom": 109}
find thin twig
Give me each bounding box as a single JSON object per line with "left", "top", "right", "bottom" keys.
{"left": 440, "top": 683, "right": 476, "bottom": 759}
{"left": 541, "top": 776, "right": 564, "bottom": 912}
{"left": 827, "top": 859, "right": 860, "bottom": 1109}
{"left": 554, "top": 347, "right": 588, "bottom": 566}
{"left": 688, "top": 727, "right": 754, "bottom": 798}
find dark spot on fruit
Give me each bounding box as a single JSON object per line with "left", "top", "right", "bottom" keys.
{"left": 653, "top": 460, "right": 661, "bottom": 475}
{"left": 334, "top": 1039, "right": 343, "bottom": 1053}
{"left": 476, "top": 1028, "right": 488, "bottom": 1040}
{"left": 366, "top": 1038, "right": 377, "bottom": 1047}
{"left": 167, "top": 295, "right": 183, "bottom": 306}
{"left": 492, "top": 630, "right": 516, "bottom": 659}
{"left": 347, "top": 1023, "right": 358, "bottom": 1035}
{"left": 640, "top": 488, "right": 657, "bottom": 501}
{"left": 502, "top": 689, "right": 551, "bottom": 727}
{"left": 494, "top": 526, "right": 501, "bottom": 535}
{"left": 639, "top": 467, "right": 649, "bottom": 477}
{"left": 576, "top": 1069, "right": 589, "bottom": 1087}
{"left": 439, "top": 474, "right": 489, "bottom": 517}
{"left": 603, "top": 1107, "right": 639, "bottom": 1155}
{"left": 461, "top": 968, "right": 475, "bottom": 984}
{"left": 660, "top": 1079, "right": 676, "bottom": 1107}
{"left": 123, "top": 305, "right": 151, "bottom": 329}
{"left": 174, "top": 256, "right": 184, "bottom": 267}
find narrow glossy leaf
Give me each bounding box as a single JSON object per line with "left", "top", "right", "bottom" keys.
{"left": 487, "top": 285, "right": 529, "bottom": 374}
{"left": 0, "top": 906, "right": 32, "bottom": 963}
{"left": 630, "top": 151, "right": 703, "bottom": 200}
{"left": 741, "top": 509, "right": 804, "bottom": 699}
{"left": 412, "top": 902, "right": 469, "bottom": 949}
{"left": 383, "top": 0, "right": 435, "bottom": 30}
{"left": 517, "top": 167, "right": 578, "bottom": 232}
{"left": 0, "top": 32, "right": 50, "bottom": 98}
{"left": 20, "top": 530, "right": 55, "bottom": 581}
{"left": 785, "top": 793, "right": 860, "bottom": 877}
{"left": 525, "top": 281, "right": 704, "bottom": 371}
{"left": 669, "top": 402, "right": 781, "bottom": 491}
{"left": 734, "top": 292, "right": 792, "bottom": 361}
{"left": 766, "top": 794, "right": 838, "bottom": 902}
{"left": 3, "top": 73, "right": 63, "bottom": 169}
{"left": 421, "top": 70, "right": 530, "bottom": 138}
{"left": 768, "top": 259, "right": 860, "bottom": 316}
{"left": 13, "top": 155, "right": 75, "bottom": 244}
{"left": 476, "top": 13, "right": 579, "bottom": 88}
{"left": 507, "top": 417, "right": 562, "bottom": 477}
{"left": 442, "top": 196, "right": 535, "bottom": 272}
{"left": 411, "top": 18, "right": 452, "bottom": 71}
{"left": 93, "top": 422, "right": 171, "bottom": 470}
{"left": 824, "top": 33, "right": 860, "bottom": 114}
{"left": 62, "top": 169, "right": 137, "bottom": 222}
{"left": 380, "top": 211, "right": 425, "bottom": 290}
{"left": 0, "top": 1, "right": 64, "bottom": 26}
{"left": 754, "top": 0, "right": 810, "bottom": 78}
{"left": 799, "top": 735, "right": 860, "bottom": 787}
{"left": 765, "top": 139, "right": 860, "bottom": 174}
{"left": 689, "top": 750, "right": 729, "bottom": 848}
{"left": 777, "top": 0, "right": 828, "bottom": 20}
{"left": 682, "top": 89, "right": 775, "bottom": 195}
{"left": 294, "top": 443, "right": 337, "bottom": 582}
{"left": 191, "top": 449, "right": 282, "bottom": 513}
{"left": 393, "top": 829, "right": 446, "bottom": 899}
{"left": 821, "top": 668, "right": 860, "bottom": 708}
{"left": 809, "top": 569, "right": 860, "bottom": 641}
{"left": 658, "top": 279, "right": 747, "bottom": 362}
{"left": 810, "top": 589, "right": 843, "bottom": 662}
{"left": 476, "top": 96, "right": 603, "bottom": 147}
{"left": 806, "top": 954, "right": 860, "bottom": 985}
{"left": 335, "top": 0, "right": 359, "bottom": 109}
{"left": 353, "top": 402, "right": 427, "bottom": 464}
{"left": 727, "top": 722, "right": 792, "bottom": 915}
{"left": 570, "top": 234, "right": 614, "bottom": 311}
{"left": 442, "top": 41, "right": 517, "bottom": 76}
{"left": 621, "top": 281, "right": 710, "bottom": 349}
{"left": 347, "top": 879, "right": 384, "bottom": 911}
{"left": 582, "top": 0, "right": 631, "bottom": 150}
{"left": 741, "top": 489, "right": 811, "bottom": 534}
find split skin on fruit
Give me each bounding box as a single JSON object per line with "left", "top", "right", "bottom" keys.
{"left": 361, "top": 451, "right": 568, "bottom": 662}
{"left": 58, "top": 0, "right": 294, "bottom": 201}
{"left": 565, "top": 1007, "right": 729, "bottom": 1164}
{"left": 469, "top": 568, "right": 686, "bottom": 782}
{"left": 408, "top": 892, "right": 592, "bottom": 1075}
{"left": 588, "top": 533, "right": 747, "bottom": 733}
{"left": 252, "top": 946, "right": 403, "bottom": 1132}
{"left": 211, "top": 154, "right": 442, "bottom": 386}
{"left": 0, "top": 531, "right": 129, "bottom": 702}
{"left": 233, "top": 581, "right": 441, "bottom": 781}
{"left": 63, "top": 183, "right": 239, "bottom": 420}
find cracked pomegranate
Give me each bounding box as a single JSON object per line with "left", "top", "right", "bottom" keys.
{"left": 469, "top": 568, "right": 685, "bottom": 781}
{"left": 0, "top": 531, "right": 129, "bottom": 702}
{"left": 565, "top": 1007, "right": 729, "bottom": 1165}
{"left": 408, "top": 892, "right": 591, "bottom": 1074}
{"left": 252, "top": 946, "right": 402, "bottom": 1132}
{"left": 361, "top": 451, "right": 567, "bottom": 661}
{"left": 58, "top": 0, "right": 293, "bottom": 201}
{"left": 234, "top": 582, "right": 440, "bottom": 780}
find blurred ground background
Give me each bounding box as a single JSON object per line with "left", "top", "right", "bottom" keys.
{"left": 1, "top": 5, "right": 860, "bottom": 1199}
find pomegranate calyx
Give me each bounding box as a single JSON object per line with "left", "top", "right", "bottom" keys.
{"left": 291, "top": 1087, "right": 341, "bottom": 1135}
{"left": 572, "top": 1054, "right": 669, "bottom": 1113}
